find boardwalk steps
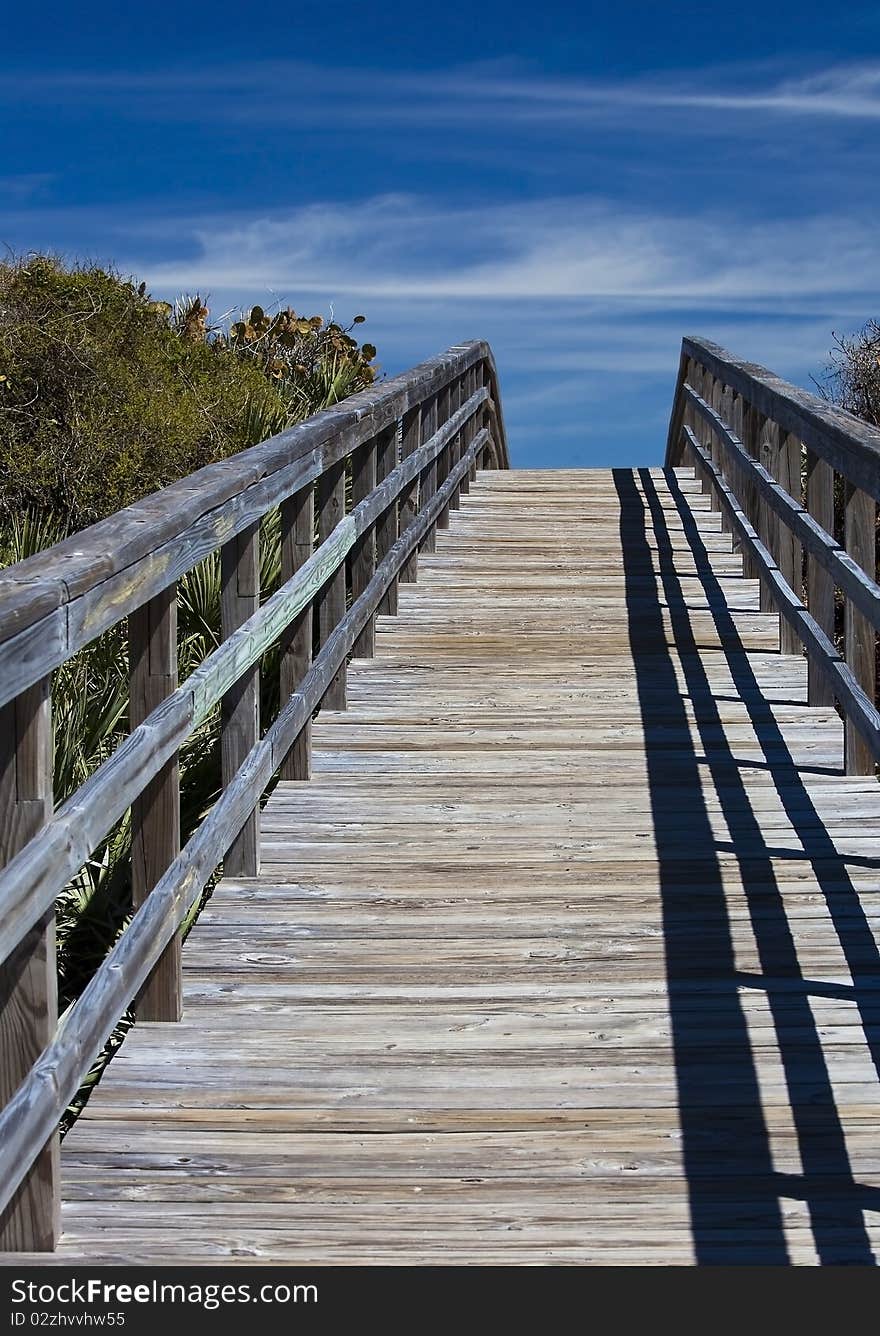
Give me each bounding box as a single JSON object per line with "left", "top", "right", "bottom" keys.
{"left": 36, "top": 466, "right": 880, "bottom": 1265}
{"left": 3, "top": 335, "right": 880, "bottom": 1265}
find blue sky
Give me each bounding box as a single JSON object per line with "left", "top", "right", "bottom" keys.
{"left": 3, "top": 1, "right": 880, "bottom": 466}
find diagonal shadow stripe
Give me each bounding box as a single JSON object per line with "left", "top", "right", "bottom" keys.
{"left": 615, "top": 465, "right": 875, "bottom": 1264}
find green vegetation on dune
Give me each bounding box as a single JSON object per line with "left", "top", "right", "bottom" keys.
{"left": 0, "top": 254, "right": 380, "bottom": 1123}
{"left": 0, "top": 254, "right": 377, "bottom": 525}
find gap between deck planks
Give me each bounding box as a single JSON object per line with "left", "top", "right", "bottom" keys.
{"left": 12, "top": 466, "right": 880, "bottom": 1266}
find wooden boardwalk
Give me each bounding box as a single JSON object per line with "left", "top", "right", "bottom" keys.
{"left": 33, "top": 467, "right": 880, "bottom": 1263}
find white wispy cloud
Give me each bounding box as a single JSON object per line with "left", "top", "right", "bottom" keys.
{"left": 139, "top": 195, "right": 880, "bottom": 309}
{"left": 119, "top": 192, "right": 874, "bottom": 465}
{"left": 4, "top": 57, "right": 880, "bottom": 124}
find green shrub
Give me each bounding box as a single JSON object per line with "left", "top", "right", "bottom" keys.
{"left": 0, "top": 257, "right": 379, "bottom": 528}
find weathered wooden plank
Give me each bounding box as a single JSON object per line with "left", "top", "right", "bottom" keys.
{"left": 375, "top": 425, "right": 399, "bottom": 617}
{"left": 0, "top": 434, "right": 488, "bottom": 1224}
{"left": 418, "top": 395, "right": 439, "bottom": 554}
{"left": 675, "top": 336, "right": 880, "bottom": 499}
{"left": 693, "top": 365, "right": 714, "bottom": 500}
{"left": 844, "top": 482, "right": 877, "bottom": 776}
{"left": 0, "top": 395, "right": 493, "bottom": 964}
{"left": 459, "top": 369, "right": 474, "bottom": 494}
{"left": 805, "top": 450, "right": 835, "bottom": 707}
{"left": 11, "top": 449, "right": 880, "bottom": 1266}
{"left": 279, "top": 484, "right": 314, "bottom": 781}
{"left": 664, "top": 345, "right": 690, "bottom": 467}
{"left": 435, "top": 384, "right": 452, "bottom": 531}
{"left": 0, "top": 678, "right": 58, "bottom": 1251}
{"left": 775, "top": 432, "right": 803, "bottom": 655}
{"left": 220, "top": 524, "right": 260, "bottom": 876}
{"left": 129, "top": 587, "right": 181, "bottom": 1020}
{"left": 449, "top": 373, "right": 465, "bottom": 512}
{"left": 684, "top": 427, "right": 880, "bottom": 759}
{"left": 686, "top": 387, "right": 880, "bottom": 635}
{"left": 350, "top": 438, "right": 377, "bottom": 658}
{"left": 755, "top": 415, "right": 778, "bottom": 613}
{"left": 707, "top": 376, "right": 724, "bottom": 513}
{"left": 398, "top": 405, "right": 421, "bottom": 584}
{"left": 316, "top": 460, "right": 347, "bottom": 711}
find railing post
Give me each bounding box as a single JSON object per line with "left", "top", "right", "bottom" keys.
{"left": 459, "top": 371, "right": 472, "bottom": 494}
{"left": 805, "top": 450, "right": 835, "bottom": 706}
{"left": 776, "top": 432, "right": 804, "bottom": 655}
{"left": 443, "top": 377, "right": 462, "bottom": 521}
{"left": 450, "top": 374, "right": 466, "bottom": 510}
{"left": 435, "top": 384, "right": 452, "bottom": 530}
{"left": 679, "top": 359, "right": 695, "bottom": 468}
{"left": 480, "top": 361, "right": 494, "bottom": 468}
{"left": 399, "top": 405, "right": 421, "bottom": 584}
{"left": 419, "top": 395, "right": 439, "bottom": 554}
{"left": 464, "top": 368, "right": 478, "bottom": 483}
{"left": 376, "top": 425, "right": 400, "bottom": 615}
{"left": 739, "top": 400, "right": 762, "bottom": 583}
{"left": 463, "top": 368, "right": 476, "bottom": 489}
{"left": 279, "top": 484, "right": 314, "bottom": 780}
{"left": 129, "top": 587, "right": 181, "bottom": 1019}
{"left": 220, "top": 522, "right": 260, "bottom": 874}
{"left": 844, "top": 482, "right": 877, "bottom": 775}
{"left": 351, "top": 438, "right": 378, "bottom": 655}
{"left": 0, "top": 677, "right": 59, "bottom": 1250}
{"left": 694, "top": 365, "right": 714, "bottom": 501}
{"left": 718, "top": 381, "right": 734, "bottom": 532}
{"left": 316, "top": 460, "right": 348, "bottom": 707}
{"left": 756, "top": 417, "right": 779, "bottom": 614}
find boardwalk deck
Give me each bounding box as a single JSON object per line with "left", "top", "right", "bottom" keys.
{"left": 22, "top": 466, "right": 880, "bottom": 1264}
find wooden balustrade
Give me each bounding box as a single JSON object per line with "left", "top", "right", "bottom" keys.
{"left": 666, "top": 335, "right": 880, "bottom": 776}
{"left": 0, "top": 340, "right": 509, "bottom": 1250}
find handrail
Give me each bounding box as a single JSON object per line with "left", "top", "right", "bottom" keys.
{"left": 0, "top": 340, "right": 508, "bottom": 709}
{"left": 666, "top": 336, "right": 878, "bottom": 779}
{"left": 667, "top": 336, "right": 880, "bottom": 497}
{"left": 0, "top": 388, "right": 490, "bottom": 966}
{"left": 0, "top": 341, "right": 509, "bottom": 1250}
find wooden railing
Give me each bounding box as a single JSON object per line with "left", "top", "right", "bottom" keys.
{"left": 667, "top": 336, "right": 880, "bottom": 777}
{"left": 0, "top": 340, "right": 509, "bottom": 1251}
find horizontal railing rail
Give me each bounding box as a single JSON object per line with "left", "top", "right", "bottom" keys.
{"left": 666, "top": 335, "right": 880, "bottom": 776}
{"left": 0, "top": 341, "right": 509, "bottom": 1250}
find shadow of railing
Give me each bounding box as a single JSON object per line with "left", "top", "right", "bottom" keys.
{"left": 613, "top": 465, "right": 879, "bottom": 1265}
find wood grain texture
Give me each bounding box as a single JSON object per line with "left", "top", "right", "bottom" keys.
{"left": 435, "top": 385, "right": 452, "bottom": 531}
{"left": 806, "top": 450, "right": 835, "bottom": 707}
{"left": 449, "top": 374, "right": 464, "bottom": 513}
{"left": 350, "top": 440, "right": 377, "bottom": 658}
{"left": 0, "top": 437, "right": 489, "bottom": 1229}
{"left": 844, "top": 484, "right": 877, "bottom": 777}
{"left": 279, "top": 485, "right": 314, "bottom": 781}
{"left": 12, "top": 462, "right": 878, "bottom": 1267}
{"left": 0, "top": 679, "right": 58, "bottom": 1251}
{"left": 0, "top": 392, "right": 491, "bottom": 974}
{"left": 129, "top": 587, "right": 181, "bottom": 1020}
{"left": 398, "top": 405, "right": 421, "bottom": 585}
{"left": 673, "top": 336, "right": 880, "bottom": 499}
{"left": 418, "top": 395, "right": 439, "bottom": 555}
{"left": 316, "top": 461, "right": 347, "bottom": 711}
{"left": 685, "top": 427, "right": 880, "bottom": 760}
{"left": 775, "top": 433, "right": 803, "bottom": 655}
{"left": 375, "top": 426, "right": 400, "bottom": 617}
{"left": 221, "top": 524, "right": 260, "bottom": 876}
{"left": 687, "top": 385, "right": 880, "bottom": 638}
